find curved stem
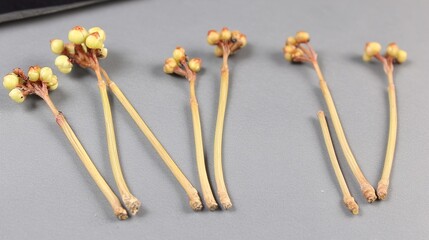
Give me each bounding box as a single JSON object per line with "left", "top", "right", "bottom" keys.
{"left": 377, "top": 72, "right": 397, "bottom": 200}
{"left": 317, "top": 111, "right": 359, "bottom": 215}
{"left": 93, "top": 66, "right": 141, "bottom": 215}
{"left": 100, "top": 68, "right": 202, "bottom": 210}
{"left": 313, "top": 61, "right": 377, "bottom": 203}
{"left": 42, "top": 94, "right": 128, "bottom": 220}
{"left": 189, "top": 78, "right": 218, "bottom": 210}
{"left": 214, "top": 50, "right": 233, "bottom": 209}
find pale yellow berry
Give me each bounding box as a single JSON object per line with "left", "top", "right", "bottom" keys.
{"left": 284, "top": 53, "right": 293, "bottom": 62}
{"left": 68, "top": 26, "right": 89, "bottom": 44}
{"left": 58, "top": 66, "right": 72, "bottom": 74}
{"left": 287, "top": 37, "right": 297, "bottom": 45}
{"left": 214, "top": 45, "right": 223, "bottom": 57}
{"left": 85, "top": 32, "right": 104, "bottom": 49}
{"left": 28, "top": 66, "right": 41, "bottom": 82}
{"left": 9, "top": 88, "right": 25, "bottom": 103}
{"left": 3, "top": 73, "right": 19, "bottom": 90}
{"left": 55, "top": 55, "right": 72, "bottom": 69}
{"left": 295, "top": 31, "right": 310, "bottom": 43}
{"left": 207, "top": 30, "right": 220, "bottom": 45}
{"left": 362, "top": 53, "right": 372, "bottom": 62}
{"left": 396, "top": 50, "right": 407, "bottom": 63}
{"left": 188, "top": 58, "right": 202, "bottom": 72}
{"left": 50, "top": 39, "right": 65, "bottom": 54}
{"left": 220, "top": 27, "right": 232, "bottom": 41}
{"left": 365, "top": 42, "right": 382, "bottom": 56}
{"left": 238, "top": 34, "right": 247, "bottom": 48}
{"left": 386, "top": 43, "right": 399, "bottom": 57}
{"left": 99, "top": 48, "right": 108, "bottom": 59}
{"left": 89, "top": 27, "right": 106, "bottom": 41}
{"left": 231, "top": 31, "right": 241, "bottom": 41}
{"left": 47, "top": 75, "right": 58, "bottom": 86}
{"left": 49, "top": 82, "right": 59, "bottom": 91}
{"left": 163, "top": 58, "right": 177, "bottom": 74}
{"left": 40, "top": 67, "right": 53, "bottom": 82}
{"left": 173, "top": 47, "right": 186, "bottom": 62}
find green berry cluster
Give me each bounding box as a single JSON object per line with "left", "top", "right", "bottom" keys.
{"left": 2, "top": 66, "right": 58, "bottom": 103}
{"left": 50, "top": 26, "right": 108, "bottom": 74}
{"left": 163, "top": 47, "right": 202, "bottom": 76}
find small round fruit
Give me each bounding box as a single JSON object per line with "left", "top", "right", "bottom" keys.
{"left": 173, "top": 47, "right": 186, "bottom": 62}
{"left": 188, "top": 58, "right": 202, "bottom": 72}
{"left": 9, "top": 88, "right": 25, "bottom": 103}
{"left": 362, "top": 53, "right": 372, "bottom": 62}
{"left": 28, "top": 66, "right": 41, "bottom": 82}
{"left": 68, "top": 26, "right": 89, "bottom": 44}
{"left": 40, "top": 67, "right": 53, "bottom": 82}
{"left": 207, "top": 30, "right": 220, "bottom": 45}
{"left": 365, "top": 42, "right": 382, "bottom": 56}
{"left": 85, "top": 33, "right": 104, "bottom": 49}
{"left": 89, "top": 27, "right": 106, "bottom": 41}
{"left": 295, "top": 31, "right": 310, "bottom": 43}
{"left": 3, "top": 74, "right": 20, "bottom": 90}
{"left": 220, "top": 28, "right": 232, "bottom": 41}
{"left": 50, "top": 39, "right": 65, "bottom": 54}
{"left": 396, "top": 50, "right": 407, "bottom": 63}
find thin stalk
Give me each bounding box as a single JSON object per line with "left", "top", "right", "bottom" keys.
{"left": 214, "top": 48, "right": 233, "bottom": 209}
{"left": 377, "top": 71, "right": 397, "bottom": 200}
{"left": 100, "top": 68, "right": 202, "bottom": 210}
{"left": 94, "top": 67, "right": 141, "bottom": 215}
{"left": 317, "top": 111, "right": 359, "bottom": 214}
{"left": 189, "top": 77, "right": 218, "bottom": 210}
{"left": 42, "top": 94, "right": 128, "bottom": 220}
{"left": 313, "top": 61, "right": 377, "bottom": 203}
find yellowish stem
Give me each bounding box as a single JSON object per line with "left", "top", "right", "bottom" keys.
{"left": 94, "top": 68, "right": 141, "bottom": 215}
{"left": 313, "top": 62, "right": 377, "bottom": 203}
{"left": 189, "top": 78, "right": 218, "bottom": 210}
{"left": 377, "top": 72, "right": 397, "bottom": 200}
{"left": 43, "top": 94, "right": 128, "bottom": 220}
{"left": 100, "top": 68, "right": 202, "bottom": 210}
{"left": 214, "top": 52, "right": 233, "bottom": 209}
{"left": 317, "top": 111, "right": 359, "bottom": 215}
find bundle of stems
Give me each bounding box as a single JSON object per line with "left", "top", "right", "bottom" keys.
{"left": 206, "top": 27, "right": 247, "bottom": 209}
{"left": 3, "top": 67, "right": 128, "bottom": 220}
{"left": 163, "top": 47, "right": 217, "bottom": 210}
{"left": 317, "top": 111, "right": 359, "bottom": 214}
{"left": 283, "top": 31, "right": 377, "bottom": 203}
{"left": 50, "top": 26, "right": 141, "bottom": 214}
{"left": 100, "top": 68, "right": 202, "bottom": 210}
{"left": 363, "top": 42, "right": 407, "bottom": 200}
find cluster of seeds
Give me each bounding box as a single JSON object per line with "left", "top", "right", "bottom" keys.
{"left": 3, "top": 66, "right": 58, "bottom": 103}
{"left": 363, "top": 42, "right": 407, "bottom": 64}
{"left": 283, "top": 31, "right": 311, "bottom": 62}
{"left": 163, "top": 47, "right": 202, "bottom": 76}
{"left": 207, "top": 27, "right": 247, "bottom": 57}
{"left": 50, "top": 26, "right": 108, "bottom": 73}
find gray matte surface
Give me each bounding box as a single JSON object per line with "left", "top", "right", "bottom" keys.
{"left": 1, "top": 0, "right": 428, "bottom": 239}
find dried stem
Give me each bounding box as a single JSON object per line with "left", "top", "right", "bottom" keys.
{"left": 377, "top": 68, "right": 397, "bottom": 200}
{"left": 313, "top": 61, "right": 377, "bottom": 203}
{"left": 40, "top": 90, "right": 128, "bottom": 220}
{"left": 214, "top": 44, "right": 233, "bottom": 209}
{"left": 188, "top": 73, "right": 218, "bottom": 211}
{"left": 93, "top": 63, "right": 141, "bottom": 215}
{"left": 317, "top": 111, "right": 359, "bottom": 215}
{"left": 100, "top": 68, "right": 203, "bottom": 210}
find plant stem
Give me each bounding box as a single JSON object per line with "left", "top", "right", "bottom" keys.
{"left": 377, "top": 71, "right": 397, "bottom": 200}
{"left": 313, "top": 61, "right": 377, "bottom": 203}
{"left": 100, "top": 68, "right": 203, "bottom": 210}
{"left": 189, "top": 77, "right": 218, "bottom": 210}
{"left": 214, "top": 48, "right": 233, "bottom": 209}
{"left": 94, "top": 66, "right": 141, "bottom": 215}
{"left": 317, "top": 111, "right": 359, "bottom": 214}
{"left": 42, "top": 93, "right": 128, "bottom": 220}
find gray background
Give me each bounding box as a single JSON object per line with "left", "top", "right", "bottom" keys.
{"left": 1, "top": 0, "right": 428, "bottom": 239}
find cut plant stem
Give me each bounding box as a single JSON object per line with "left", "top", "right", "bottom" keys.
{"left": 100, "top": 68, "right": 202, "bottom": 210}
{"left": 41, "top": 89, "right": 128, "bottom": 220}
{"left": 189, "top": 73, "right": 218, "bottom": 211}
{"left": 214, "top": 45, "right": 233, "bottom": 209}
{"left": 284, "top": 34, "right": 376, "bottom": 202}
{"left": 313, "top": 60, "right": 376, "bottom": 203}
{"left": 93, "top": 64, "right": 141, "bottom": 215}
{"left": 317, "top": 111, "right": 359, "bottom": 215}
{"left": 377, "top": 76, "right": 396, "bottom": 199}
